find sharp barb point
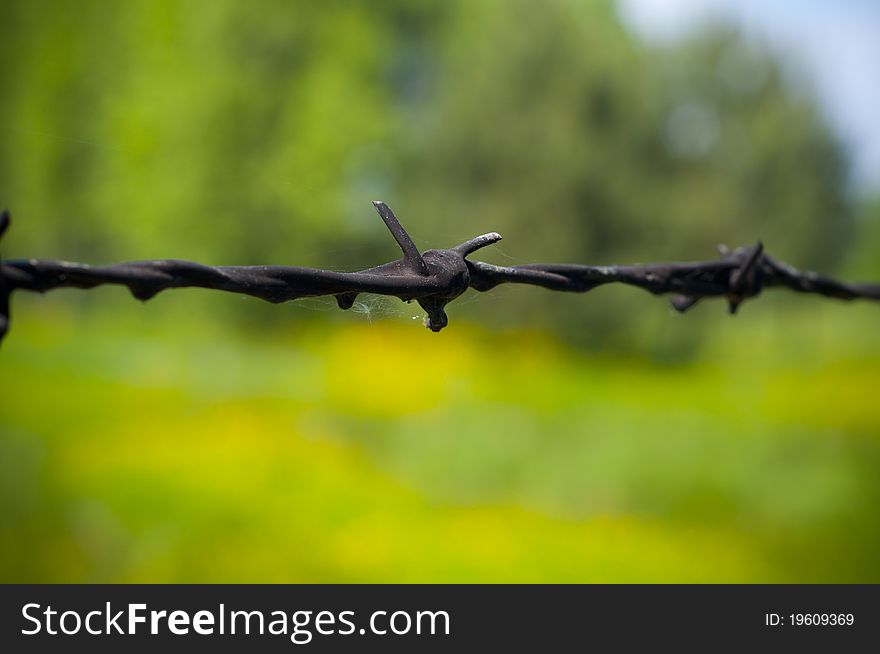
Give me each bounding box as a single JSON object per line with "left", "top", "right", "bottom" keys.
{"left": 454, "top": 232, "right": 503, "bottom": 257}
{"left": 371, "top": 201, "right": 429, "bottom": 276}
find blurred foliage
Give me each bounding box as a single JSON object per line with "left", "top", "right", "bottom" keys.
{"left": 0, "top": 0, "right": 878, "bottom": 583}
{"left": 844, "top": 197, "right": 880, "bottom": 280}
{"left": 398, "top": 1, "right": 853, "bottom": 344}
{"left": 1, "top": 305, "right": 879, "bottom": 582}
{"left": 0, "top": 0, "right": 860, "bottom": 350}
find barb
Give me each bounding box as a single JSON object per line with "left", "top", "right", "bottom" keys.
{"left": 0, "top": 202, "right": 877, "bottom": 345}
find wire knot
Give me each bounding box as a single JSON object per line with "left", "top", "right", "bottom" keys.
{"left": 727, "top": 241, "right": 764, "bottom": 314}
{"left": 333, "top": 202, "right": 501, "bottom": 332}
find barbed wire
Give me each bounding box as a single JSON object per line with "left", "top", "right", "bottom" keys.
{"left": 1, "top": 202, "right": 878, "bottom": 344}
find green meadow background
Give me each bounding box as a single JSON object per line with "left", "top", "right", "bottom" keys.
{"left": 1, "top": 0, "right": 879, "bottom": 582}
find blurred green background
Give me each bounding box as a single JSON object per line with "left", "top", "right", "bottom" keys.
{"left": 1, "top": 0, "right": 878, "bottom": 582}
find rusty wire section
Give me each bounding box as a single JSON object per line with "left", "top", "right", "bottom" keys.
{"left": 1, "top": 202, "right": 878, "bottom": 344}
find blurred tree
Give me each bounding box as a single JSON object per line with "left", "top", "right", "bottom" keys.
{"left": 0, "top": 0, "right": 442, "bottom": 265}
{"left": 0, "top": 0, "right": 854, "bottom": 350}
{"left": 844, "top": 196, "right": 880, "bottom": 279}
{"left": 397, "top": 0, "right": 853, "bottom": 347}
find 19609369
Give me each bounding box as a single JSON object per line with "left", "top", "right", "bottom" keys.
{"left": 765, "top": 613, "right": 854, "bottom": 626}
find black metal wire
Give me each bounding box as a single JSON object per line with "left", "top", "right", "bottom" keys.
{"left": 1, "top": 201, "right": 878, "bottom": 344}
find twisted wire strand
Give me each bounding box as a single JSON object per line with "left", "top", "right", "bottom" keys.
{"left": 1, "top": 204, "right": 877, "bottom": 344}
